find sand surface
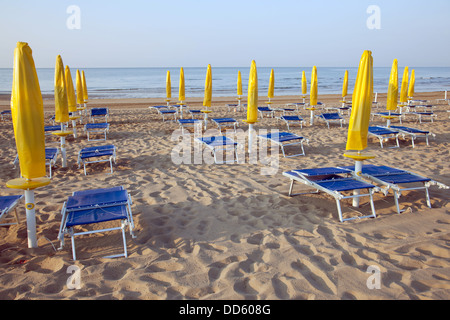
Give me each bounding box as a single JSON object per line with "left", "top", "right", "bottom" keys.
{"left": 0, "top": 91, "right": 448, "bottom": 300}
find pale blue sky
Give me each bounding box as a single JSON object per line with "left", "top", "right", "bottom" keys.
{"left": 1, "top": 0, "right": 449, "bottom": 68}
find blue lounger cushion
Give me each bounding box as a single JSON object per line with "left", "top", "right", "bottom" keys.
{"left": 319, "top": 113, "right": 342, "bottom": 120}
{"left": 66, "top": 189, "right": 128, "bottom": 211}
{"left": 86, "top": 123, "right": 109, "bottom": 129}
{"left": 340, "top": 164, "right": 431, "bottom": 184}
{"left": 91, "top": 108, "right": 108, "bottom": 115}
{"left": 65, "top": 205, "right": 128, "bottom": 227}
{"left": 198, "top": 136, "right": 237, "bottom": 146}
{"left": 0, "top": 195, "right": 22, "bottom": 212}
{"left": 315, "top": 179, "right": 375, "bottom": 192}
{"left": 390, "top": 126, "right": 429, "bottom": 134}
{"left": 293, "top": 167, "right": 351, "bottom": 177}
{"left": 45, "top": 148, "right": 58, "bottom": 160}
{"left": 178, "top": 119, "right": 201, "bottom": 124}
{"left": 369, "top": 126, "right": 399, "bottom": 134}
{"left": 259, "top": 132, "right": 304, "bottom": 143}
{"left": 281, "top": 116, "right": 303, "bottom": 121}
{"left": 45, "top": 125, "right": 61, "bottom": 132}
{"left": 73, "top": 186, "right": 124, "bottom": 197}
{"left": 212, "top": 118, "right": 237, "bottom": 123}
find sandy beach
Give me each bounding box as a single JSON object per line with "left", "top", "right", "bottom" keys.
{"left": 0, "top": 91, "right": 448, "bottom": 300}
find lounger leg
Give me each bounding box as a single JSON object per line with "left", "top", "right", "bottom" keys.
{"left": 288, "top": 180, "right": 295, "bottom": 196}
{"left": 425, "top": 186, "right": 431, "bottom": 208}
{"left": 394, "top": 190, "right": 402, "bottom": 214}
{"left": 336, "top": 199, "right": 344, "bottom": 222}
{"left": 369, "top": 191, "right": 377, "bottom": 219}
{"left": 71, "top": 235, "right": 77, "bottom": 260}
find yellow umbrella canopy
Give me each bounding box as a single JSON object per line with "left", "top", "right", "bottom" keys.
{"left": 65, "top": 66, "right": 77, "bottom": 113}
{"left": 342, "top": 70, "right": 348, "bottom": 98}
{"left": 408, "top": 69, "right": 415, "bottom": 98}
{"left": 399, "top": 66, "right": 409, "bottom": 104}
{"left": 346, "top": 50, "right": 373, "bottom": 152}
{"left": 386, "top": 59, "right": 398, "bottom": 111}
{"left": 76, "top": 69, "right": 83, "bottom": 105}
{"left": 301, "top": 70, "right": 307, "bottom": 96}
{"left": 268, "top": 68, "right": 274, "bottom": 99}
{"left": 81, "top": 70, "right": 88, "bottom": 103}
{"left": 247, "top": 60, "right": 258, "bottom": 124}
{"left": 203, "top": 64, "right": 212, "bottom": 107}
{"left": 179, "top": 67, "right": 185, "bottom": 102}
{"left": 54, "top": 55, "right": 69, "bottom": 124}
{"left": 10, "top": 42, "right": 46, "bottom": 179}
{"left": 310, "top": 66, "right": 318, "bottom": 106}
{"left": 166, "top": 70, "right": 171, "bottom": 99}
{"left": 237, "top": 70, "right": 242, "bottom": 96}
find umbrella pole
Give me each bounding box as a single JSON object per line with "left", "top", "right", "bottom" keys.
{"left": 71, "top": 119, "right": 77, "bottom": 138}
{"left": 310, "top": 108, "right": 315, "bottom": 125}
{"left": 248, "top": 123, "right": 255, "bottom": 155}
{"left": 24, "top": 189, "right": 38, "bottom": 248}
{"left": 60, "top": 123, "right": 67, "bottom": 168}
{"left": 353, "top": 160, "right": 363, "bottom": 207}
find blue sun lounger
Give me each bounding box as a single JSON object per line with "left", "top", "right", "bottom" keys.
{"left": 258, "top": 132, "right": 308, "bottom": 157}
{"left": 158, "top": 109, "right": 177, "bottom": 121}
{"left": 315, "top": 112, "right": 344, "bottom": 128}
{"left": 57, "top": 186, "right": 136, "bottom": 260}
{"left": 258, "top": 106, "right": 275, "bottom": 118}
{"left": 339, "top": 164, "right": 448, "bottom": 214}
{"left": 1, "top": 110, "right": 11, "bottom": 121}
{"left": 211, "top": 118, "right": 239, "bottom": 133}
{"left": 195, "top": 136, "right": 240, "bottom": 164}
{"left": 149, "top": 105, "right": 168, "bottom": 113}
{"left": 368, "top": 126, "right": 400, "bottom": 148}
{"left": 78, "top": 145, "right": 116, "bottom": 175}
{"left": 282, "top": 167, "right": 378, "bottom": 222}
{"left": 0, "top": 195, "right": 23, "bottom": 226}
{"left": 278, "top": 115, "right": 305, "bottom": 131}
{"left": 85, "top": 122, "right": 110, "bottom": 141}
{"left": 177, "top": 119, "right": 202, "bottom": 133}
{"left": 389, "top": 126, "right": 435, "bottom": 148}
{"left": 408, "top": 111, "right": 437, "bottom": 123}
{"left": 90, "top": 107, "right": 109, "bottom": 123}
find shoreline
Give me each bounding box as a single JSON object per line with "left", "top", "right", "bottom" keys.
{"left": 0, "top": 90, "right": 448, "bottom": 111}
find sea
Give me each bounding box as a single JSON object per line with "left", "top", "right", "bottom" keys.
{"left": 1, "top": 67, "right": 449, "bottom": 99}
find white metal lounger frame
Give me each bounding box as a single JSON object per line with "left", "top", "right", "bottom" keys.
{"left": 77, "top": 146, "right": 117, "bottom": 175}
{"left": 391, "top": 127, "right": 435, "bottom": 148}
{"left": 212, "top": 119, "right": 239, "bottom": 134}
{"left": 90, "top": 108, "right": 109, "bottom": 123}
{"left": 315, "top": 113, "right": 345, "bottom": 128}
{"left": 0, "top": 195, "right": 23, "bottom": 226}
{"left": 278, "top": 116, "right": 305, "bottom": 131}
{"left": 195, "top": 137, "right": 240, "bottom": 164}
{"left": 158, "top": 109, "right": 178, "bottom": 122}
{"left": 258, "top": 134, "right": 308, "bottom": 158}
{"left": 57, "top": 188, "right": 136, "bottom": 260}
{"left": 282, "top": 170, "right": 378, "bottom": 222}
{"left": 355, "top": 167, "right": 448, "bottom": 214}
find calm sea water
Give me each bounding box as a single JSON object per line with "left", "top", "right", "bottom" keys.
{"left": 1, "top": 67, "right": 449, "bottom": 99}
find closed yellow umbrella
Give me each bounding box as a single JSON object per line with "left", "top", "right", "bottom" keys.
{"left": 408, "top": 69, "right": 415, "bottom": 99}
{"left": 342, "top": 70, "right": 348, "bottom": 100}
{"left": 54, "top": 55, "right": 69, "bottom": 124}
{"left": 236, "top": 70, "right": 243, "bottom": 109}
{"left": 178, "top": 67, "right": 186, "bottom": 118}
{"left": 203, "top": 64, "right": 212, "bottom": 107}
{"left": 246, "top": 60, "right": 258, "bottom": 153}
{"left": 399, "top": 66, "right": 409, "bottom": 106}
{"left": 65, "top": 66, "right": 77, "bottom": 113}
{"left": 301, "top": 70, "right": 307, "bottom": 103}
{"left": 307, "top": 66, "right": 318, "bottom": 125}
{"left": 385, "top": 59, "right": 399, "bottom": 127}
{"left": 53, "top": 56, "right": 72, "bottom": 168}
{"left": 202, "top": 64, "right": 213, "bottom": 129}
{"left": 179, "top": 67, "right": 185, "bottom": 102}
{"left": 76, "top": 69, "right": 84, "bottom": 107}
{"left": 344, "top": 50, "right": 375, "bottom": 208}
{"left": 81, "top": 70, "right": 88, "bottom": 104}
{"left": 237, "top": 70, "right": 242, "bottom": 96}
{"left": 65, "top": 65, "right": 80, "bottom": 138}
{"left": 166, "top": 70, "right": 171, "bottom": 105}
{"left": 6, "top": 42, "right": 50, "bottom": 248}
{"left": 267, "top": 68, "right": 274, "bottom": 103}
{"left": 346, "top": 50, "right": 373, "bottom": 152}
